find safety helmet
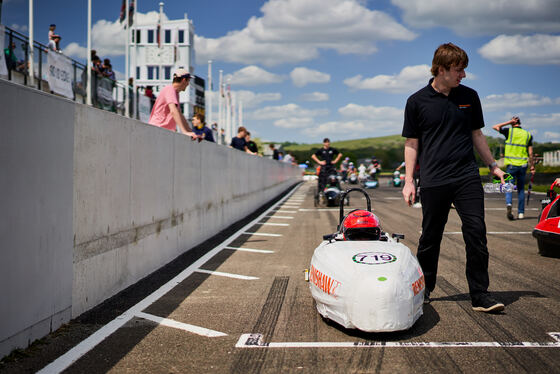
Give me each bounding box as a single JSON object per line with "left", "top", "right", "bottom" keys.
{"left": 341, "top": 210, "right": 381, "bottom": 241}
{"left": 328, "top": 174, "right": 338, "bottom": 185}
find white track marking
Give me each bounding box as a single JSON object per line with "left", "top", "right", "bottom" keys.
{"left": 243, "top": 232, "right": 283, "bottom": 237}
{"left": 298, "top": 208, "right": 340, "bottom": 212}
{"left": 136, "top": 312, "right": 227, "bottom": 337}
{"left": 37, "top": 183, "right": 302, "bottom": 374}
{"left": 444, "top": 231, "right": 532, "bottom": 235}
{"left": 258, "top": 222, "right": 290, "bottom": 226}
{"left": 264, "top": 215, "right": 294, "bottom": 219}
{"left": 224, "top": 246, "right": 274, "bottom": 254}
{"left": 195, "top": 269, "right": 259, "bottom": 280}
{"left": 485, "top": 208, "right": 538, "bottom": 211}
{"left": 236, "top": 333, "right": 560, "bottom": 349}
{"left": 419, "top": 231, "right": 532, "bottom": 235}
{"left": 272, "top": 210, "right": 297, "bottom": 213}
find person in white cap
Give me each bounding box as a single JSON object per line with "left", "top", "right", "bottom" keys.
{"left": 149, "top": 68, "right": 197, "bottom": 138}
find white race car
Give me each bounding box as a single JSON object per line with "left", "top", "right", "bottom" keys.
{"left": 307, "top": 188, "right": 425, "bottom": 332}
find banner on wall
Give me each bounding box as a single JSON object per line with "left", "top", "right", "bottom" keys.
{"left": 138, "top": 94, "right": 151, "bottom": 123}
{"left": 96, "top": 77, "right": 115, "bottom": 111}
{"left": 47, "top": 51, "right": 74, "bottom": 99}
{"left": 0, "top": 25, "right": 8, "bottom": 76}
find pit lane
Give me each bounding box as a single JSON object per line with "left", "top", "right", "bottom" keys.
{"left": 15, "top": 180, "right": 560, "bottom": 373}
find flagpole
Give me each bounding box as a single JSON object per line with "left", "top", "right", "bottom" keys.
{"left": 207, "top": 60, "right": 213, "bottom": 127}
{"left": 124, "top": 0, "right": 129, "bottom": 117}
{"left": 218, "top": 69, "right": 223, "bottom": 144}
{"left": 86, "top": 0, "right": 92, "bottom": 105}
{"left": 28, "top": 0, "right": 34, "bottom": 85}
{"left": 239, "top": 100, "right": 243, "bottom": 128}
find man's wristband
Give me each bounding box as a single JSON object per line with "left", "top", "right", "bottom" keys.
{"left": 488, "top": 161, "right": 497, "bottom": 170}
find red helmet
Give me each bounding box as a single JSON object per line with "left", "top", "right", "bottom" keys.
{"left": 341, "top": 210, "right": 381, "bottom": 241}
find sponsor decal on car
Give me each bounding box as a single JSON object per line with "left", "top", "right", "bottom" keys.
{"left": 412, "top": 275, "right": 425, "bottom": 296}
{"left": 309, "top": 265, "right": 341, "bottom": 298}
{"left": 352, "top": 252, "right": 397, "bottom": 265}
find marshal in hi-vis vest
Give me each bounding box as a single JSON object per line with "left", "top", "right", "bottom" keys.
{"left": 504, "top": 127, "right": 531, "bottom": 166}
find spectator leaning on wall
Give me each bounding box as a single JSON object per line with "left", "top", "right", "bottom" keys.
{"left": 148, "top": 68, "right": 197, "bottom": 139}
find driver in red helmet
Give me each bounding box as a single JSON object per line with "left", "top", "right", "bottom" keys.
{"left": 341, "top": 210, "right": 381, "bottom": 241}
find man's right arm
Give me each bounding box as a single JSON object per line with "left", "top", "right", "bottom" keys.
{"left": 402, "top": 138, "right": 419, "bottom": 206}
{"left": 168, "top": 103, "right": 196, "bottom": 139}
{"left": 492, "top": 118, "right": 516, "bottom": 132}
{"left": 311, "top": 154, "right": 325, "bottom": 165}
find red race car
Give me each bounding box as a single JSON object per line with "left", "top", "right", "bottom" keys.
{"left": 533, "top": 181, "right": 560, "bottom": 257}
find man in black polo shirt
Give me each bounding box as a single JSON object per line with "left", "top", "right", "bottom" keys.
{"left": 402, "top": 43, "right": 506, "bottom": 313}
{"left": 312, "top": 138, "right": 342, "bottom": 192}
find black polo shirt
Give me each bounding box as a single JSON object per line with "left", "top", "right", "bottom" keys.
{"left": 315, "top": 147, "right": 339, "bottom": 165}
{"left": 402, "top": 79, "right": 484, "bottom": 187}
{"left": 230, "top": 136, "right": 247, "bottom": 151}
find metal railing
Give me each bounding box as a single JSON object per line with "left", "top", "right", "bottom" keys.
{"left": 2, "top": 25, "right": 141, "bottom": 118}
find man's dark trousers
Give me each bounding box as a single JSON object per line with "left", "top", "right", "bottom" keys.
{"left": 318, "top": 165, "right": 336, "bottom": 191}
{"left": 418, "top": 177, "right": 489, "bottom": 298}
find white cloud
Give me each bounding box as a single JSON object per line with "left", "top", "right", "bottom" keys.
{"left": 290, "top": 67, "right": 330, "bottom": 87}
{"left": 302, "top": 103, "right": 405, "bottom": 139}
{"left": 225, "top": 65, "right": 284, "bottom": 86}
{"left": 195, "top": 0, "right": 416, "bottom": 66}
{"left": 300, "top": 92, "right": 329, "bottom": 102}
{"left": 344, "top": 65, "right": 430, "bottom": 93}
{"left": 482, "top": 93, "right": 560, "bottom": 111}
{"left": 62, "top": 42, "right": 87, "bottom": 59}
{"left": 303, "top": 121, "right": 368, "bottom": 137}
{"left": 250, "top": 103, "right": 329, "bottom": 120}
{"left": 544, "top": 131, "right": 560, "bottom": 141}
{"left": 234, "top": 90, "right": 282, "bottom": 108}
{"left": 274, "top": 117, "right": 314, "bottom": 128}
{"left": 479, "top": 34, "right": 560, "bottom": 65}
{"left": 338, "top": 103, "right": 404, "bottom": 121}
{"left": 62, "top": 11, "right": 166, "bottom": 59}
{"left": 392, "top": 0, "right": 560, "bottom": 36}
{"left": 10, "top": 24, "right": 28, "bottom": 33}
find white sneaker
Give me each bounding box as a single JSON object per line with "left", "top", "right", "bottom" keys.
{"left": 412, "top": 202, "right": 422, "bottom": 208}
{"left": 518, "top": 213, "right": 524, "bottom": 219}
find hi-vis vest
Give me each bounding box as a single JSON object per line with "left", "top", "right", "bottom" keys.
{"left": 504, "top": 127, "right": 531, "bottom": 166}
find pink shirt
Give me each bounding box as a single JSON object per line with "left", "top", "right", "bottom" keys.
{"left": 148, "top": 84, "right": 180, "bottom": 131}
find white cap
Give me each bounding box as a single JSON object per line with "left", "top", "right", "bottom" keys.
{"left": 173, "top": 68, "right": 191, "bottom": 80}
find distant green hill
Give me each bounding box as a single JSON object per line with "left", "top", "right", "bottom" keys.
{"left": 283, "top": 134, "right": 559, "bottom": 171}
{"left": 284, "top": 135, "right": 405, "bottom": 169}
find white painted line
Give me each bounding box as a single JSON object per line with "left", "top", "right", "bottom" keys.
{"left": 224, "top": 246, "right": 274, "bottom": 254}
{"left": 384, "top": 197, "right": 402, "bottom": 200}
{"left": 258, "top": 222, "right": 290, "bottom": 226}
{"left": 419, "top": 231, "right": 532, "bottom": 235}
{"left": 272, "top": 210, "right": 297, "bottom": 213}
{"left": 136, "top": 312, "right": 227, "bottom": 338}
{"left": 485, "top": 208, "right": 538, "bottom": 211}
{"left": 264, "top": 215, "right": 294, "bottom": 219}
{"left": 298, "top": 208, "right": 340, "bottom": 212}
{"left": 37, "top": 182, "right": 302, "bottom": 374}
{"left": 236, "top": 333, "right": 560, "bottom": 349}
{"left": 442, "top": 231, "right": 532, "bottom": 235}
{"left": 243, "top": 232, "right": 283, "bottom": 237}
{"left": 195, "top": 269, "right": 259, "bottom": 280}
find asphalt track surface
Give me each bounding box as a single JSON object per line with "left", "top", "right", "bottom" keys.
{"left": 3, "top": 180, "right": 560, "bottom": 373}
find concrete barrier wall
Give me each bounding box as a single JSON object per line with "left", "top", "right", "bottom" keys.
{"left": 0, "top": 80, "right": 75, "bottom": 358}
{"left": 0, "top": 78, "right": 301, "bottom": 357}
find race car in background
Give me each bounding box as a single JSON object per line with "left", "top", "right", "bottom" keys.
{"left": 533, "top": 181, "right": 560, "bottom": 258}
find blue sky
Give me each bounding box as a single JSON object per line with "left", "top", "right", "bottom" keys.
{"left": 3, "top": 0, "right": 560, "bottom": 144}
